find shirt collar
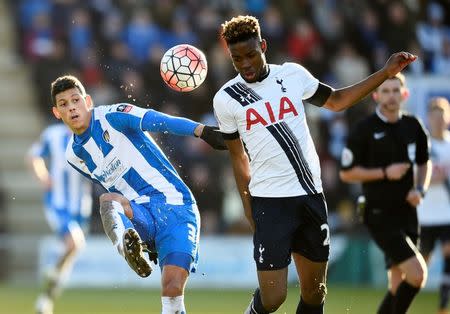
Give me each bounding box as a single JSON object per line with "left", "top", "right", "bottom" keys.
{"left": 375, "top": 106, "right": 403, "bottom": 123}
{"left": 73, "top": 110, "right": 94, "bottom": 144}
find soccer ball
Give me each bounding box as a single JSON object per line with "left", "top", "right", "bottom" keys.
{"left": 160, "top": 44, "right": 208, "bottom": 92}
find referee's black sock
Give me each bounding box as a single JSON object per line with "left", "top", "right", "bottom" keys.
{"left": 296, "top": 297, "right": 324, "bottom": 314}
{"left": 439, "top": 256, "right": 450, "bottom": 310}
{"left": 246, "top": 288, "right": 270, "bottom": 314}
{"left": 393, "top": 281, "right": 420, "bottom": 314}
{"left": 377, "top": 291, "right": 393, "bottom": 314}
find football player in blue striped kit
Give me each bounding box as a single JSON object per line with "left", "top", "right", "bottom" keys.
{"left": 213, "top": 15, "right": 417, "bottom": 314}
{"left": 27, "top": 123, "right": 92, "bottom": 314}
{"left": 50, "top": 75, "right": 225, "bottom": 314}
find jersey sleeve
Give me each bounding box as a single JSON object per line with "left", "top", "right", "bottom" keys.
{"left": 213, "top": 92, "right": 239, "bottom": 139}
{"left": 286, "top": 63, "right": 320, "bottom": 99}
{"left": 286, "top": 63, "right": 332, "bottom": 107}
{"left": 141, "top": 109, "right": 199, "bottom": 136}
{"left": 341, "top": 122, "right": 367, "bottom": 170}
{"left": 414, "top": 117, "right": 430, "bottom": 165}
{"left": 29, "top": 129, "right": 51, "bottom": 159}
{"left": 104, "top": 103, "right": 149, "bottom": 132}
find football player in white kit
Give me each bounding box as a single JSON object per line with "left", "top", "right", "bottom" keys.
{"left": 50, "top": 75, "right": 225, "bottom": 314}
{"left": 213, "top": 15, "right": 417, "bottom": 314}
{"left": 418, "top": 97, "right": 450, "bottom": 314}
{"left": 27, "top": 123, "right": 92, "bottom": 314}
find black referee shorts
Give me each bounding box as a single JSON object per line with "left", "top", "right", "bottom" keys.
{"left": 251, "top": 193, "right": 330, "bottom": 271}
{"left": 420, "top": 224, "right": 450, "bottom": 257}
{"left": 364, "top": 206, "right": 419, "bottom": 269}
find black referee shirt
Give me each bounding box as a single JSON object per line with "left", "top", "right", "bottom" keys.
{"left": 341, "top": 110, "right": 429, "bottom": 210}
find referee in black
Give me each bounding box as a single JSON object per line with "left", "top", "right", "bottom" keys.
{"left": 340, "top": 72, "right": 432, "bottom": 314}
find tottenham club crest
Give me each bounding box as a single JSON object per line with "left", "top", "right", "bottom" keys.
{"left": 102, "top": 130, "right": 110, "bottom": 143}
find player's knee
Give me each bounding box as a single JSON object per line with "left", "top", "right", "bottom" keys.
{"left": 261, "top": 290, "right": 287, "bottom": 312}
{"left": 162, "top": 278, "right": 184, "bottom": 297}
{"left": 407, "top": 265, "right": 427, "bottom": 288}
{"left": 301, "top": 282, "right": 327, "bottom": 305}
{"left": 262, "top": 295, "right": 286, "bottom": 312}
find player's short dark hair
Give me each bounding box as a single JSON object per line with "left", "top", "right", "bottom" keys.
{"left": 221, "top": 15, "right": 261, "bottom": 45}
{"left": 51, "top": 75, "right": 86, "bottom": 106}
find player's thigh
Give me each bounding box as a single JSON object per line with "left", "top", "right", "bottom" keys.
{"left": 419, "top": 226, "right": 438, "bottom": 261}
{"left": 153, "top": 203, "right": 200, "bottom": 268}
{"left": 251, "top": 197, "right": 299, "bottom": 271}
{"left": 367, "top": 218, "right": 419, "bottom": 268}
{"left": 292, "top": 193, "right": 330, "bottom": 263}
{"left": 397, "top": 254, "right": 427, "bottom": 287}
{"left": 293, "top": 253, "right": 327, "bottom": 295}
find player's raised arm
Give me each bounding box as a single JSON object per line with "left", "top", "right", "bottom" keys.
{"left": 322, "top": 52, "right": 417, "bottom": 112}
{"left": 141, "top": 109, "right": 226, "bottom": 150}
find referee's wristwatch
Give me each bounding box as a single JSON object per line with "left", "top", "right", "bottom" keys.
{"left": 416, "top": 186, "right": 426, "bottom": 198}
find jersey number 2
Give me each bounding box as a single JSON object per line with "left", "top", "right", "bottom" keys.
{"left": 320, "top": 224, "right": 330, "bottom": 246}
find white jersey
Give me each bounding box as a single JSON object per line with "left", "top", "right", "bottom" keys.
{"left": 417, "top": 132, "right": 450, "bottom": 226}
{"left": 30, "top": 124, "right": 92, "bottom": 215}
{"left": 213, "top": 63, "right": 323, "bottom": 197}
{"left": 66, "top": 104, "right": 195, "bottom": 206}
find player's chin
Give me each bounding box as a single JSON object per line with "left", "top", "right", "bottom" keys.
{"left": 242, "top": 73, "right": 258, "bottom": 83}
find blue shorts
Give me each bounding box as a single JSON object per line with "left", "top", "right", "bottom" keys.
{"left": 44, "top": 192, "right": 90, "bottom": 237}
{"left": 129, "top": 200, "right": 200, "bottom": 272}
{"left": 45, "top": 207, "right": 90, "bottom": 238}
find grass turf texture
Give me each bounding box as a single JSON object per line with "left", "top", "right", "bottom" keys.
{"left": 0, "top": 284, "right": 437, "bottom": 313}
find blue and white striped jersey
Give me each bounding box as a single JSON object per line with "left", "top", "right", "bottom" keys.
{"left": 66, "top": 104, "right": 196, "bottom": 206}
{"left": 30, "top": 123, "right": 92, "bottom": 215}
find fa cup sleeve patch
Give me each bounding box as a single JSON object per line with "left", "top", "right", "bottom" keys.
{"left": 117, "top": 104, "right": 133, "bottom": 113}
{"left": 341, "top": 147, "right": 354, "bottom": 167}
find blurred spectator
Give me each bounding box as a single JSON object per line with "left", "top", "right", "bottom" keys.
{"left": 381, "top": 1, "right": 416, "bottom": 54}
{"left": 416, "top": 2, "right": 450, "bottom": 70}
{"left": 69, "top": 7, "right": 93, "bottom": 64}
{"left": 286, "top": 19, "right": 321, "bottom": 62}
{"left": 24, "top": 12, "right": 54, "bottom": 62}
{"left": 432, "top": 36, "right": 450, "bottom": 75}
{"left": 331, "top": 42, "right": 370, "bottom": 87}
{"left": 124, "top": 10, "right": 161, "bottom": 65}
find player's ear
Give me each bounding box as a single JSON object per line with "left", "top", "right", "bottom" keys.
{"left": 52, "top": 106, "right": 61, "bottom": 119}
{"left": 372, "top": 91, "right": 378, "bottom": 102}
{"left": 85, "top": 94, "right": 94, "bottom": 110}
{"left": 402, "top": 88, "right": 410, "bottom": 101}
{"left": 261, "top": 39, "right": 267, "bottom": 54}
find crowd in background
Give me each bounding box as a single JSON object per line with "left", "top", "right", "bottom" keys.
{"left": 8, "top": 0, "right": 450, "bottom": 234}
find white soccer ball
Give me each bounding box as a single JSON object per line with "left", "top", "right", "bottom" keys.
{"left": 160, "top": 44, "right": 208, "bottom": 92}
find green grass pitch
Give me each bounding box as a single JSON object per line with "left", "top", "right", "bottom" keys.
{"left": 0, "top": 284, "right": 437, "bottom": 313}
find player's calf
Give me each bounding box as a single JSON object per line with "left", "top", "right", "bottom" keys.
{"left": 296, "top": 283, "right": 326, "bottom": 314}
{"left": 123, "top": 228, "right": 152, "bottom": 277}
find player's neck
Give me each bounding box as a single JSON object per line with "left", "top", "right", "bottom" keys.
{"left": 376, "top": 106, "right": 401, "bottom": 123}
{"left": 73, "top": 111, "right": 93, "bottom": 137}
{"left": 431, "top": 130, "right": 445, "bottom": 140}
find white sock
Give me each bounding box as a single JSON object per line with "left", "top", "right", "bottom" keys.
{"left": 100, "top": 200, "right": 126, "bottom": 256}
{"left": 161, "top": 295, "right": 186, "bottom": 314}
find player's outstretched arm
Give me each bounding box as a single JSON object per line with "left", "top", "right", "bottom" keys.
{"left": 194, "top": 125, "right": 227, "bottom": 150}
{"left": 141, "top": 110, "right": 226, "bottom": 150}
{"left": 323, "top": 52, "right": 417, "bottom": 112}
